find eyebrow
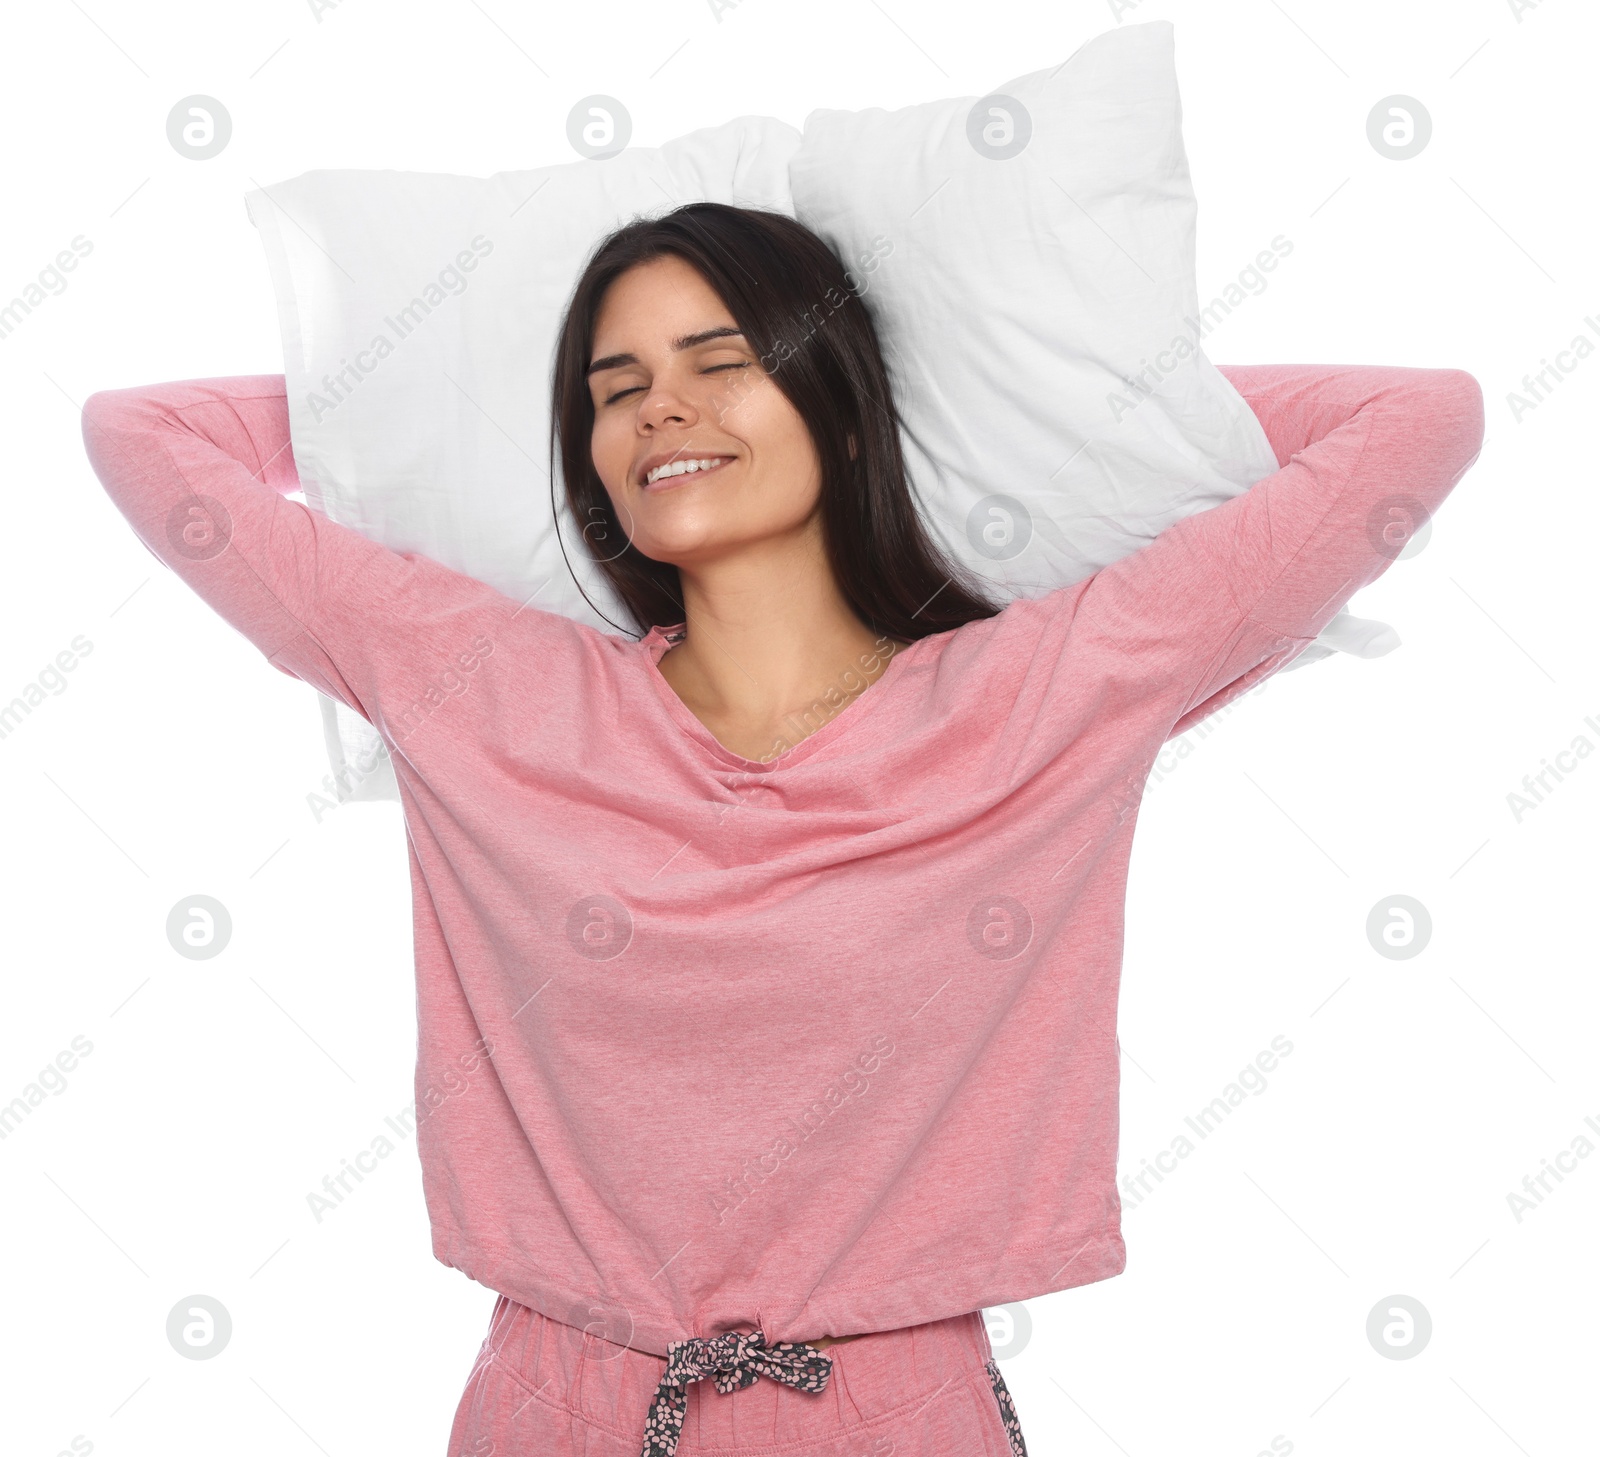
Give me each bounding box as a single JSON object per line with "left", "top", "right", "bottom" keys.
{"left": 586, "top": 326, "right": 746, "bottom": 377}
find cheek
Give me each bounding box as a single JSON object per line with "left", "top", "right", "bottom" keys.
{"left": 735, "top": 386, "right": 822, "bottom": 501}
{"left": 589, "top": 415, "right": 633, "bottom": 492}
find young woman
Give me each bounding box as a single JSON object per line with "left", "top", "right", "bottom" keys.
{"left": 82, "top": 202, "right": 1484, "bottom": 1457}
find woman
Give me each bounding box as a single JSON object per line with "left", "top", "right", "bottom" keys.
{"left": 81, "top": 202, "right": 1485, "bottom": 1457}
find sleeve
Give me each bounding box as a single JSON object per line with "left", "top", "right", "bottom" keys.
{"left": 80, "top": 375, "right": 517, "bottom": 734}
{"left": 1070, "top": 363, "right": 1486, "bottom": 742}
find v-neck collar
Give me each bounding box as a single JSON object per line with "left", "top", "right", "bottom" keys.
{"left": 636, "top": 622, "right": 920, "bottom": 773}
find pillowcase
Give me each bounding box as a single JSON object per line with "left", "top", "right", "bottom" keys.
{"left": 792, "top": 23, "right": 1298, "bottom": 591}
{"left": 245, "top": 20, "right": 1388, "bottom": 806}
{"left": 246, "top": 116, "right": 803, "bottom": 803}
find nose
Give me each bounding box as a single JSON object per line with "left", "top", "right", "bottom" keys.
{"left": 637, "top": 378, "right": 699, "bottom": 432}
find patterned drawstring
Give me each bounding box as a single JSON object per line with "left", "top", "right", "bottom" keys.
{"left": 639, "top": 1329, "right": 834, "bottom": 1457}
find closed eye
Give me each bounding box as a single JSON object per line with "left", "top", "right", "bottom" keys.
{"left": 602, "top": 360, "right": 750, "bottom": 406}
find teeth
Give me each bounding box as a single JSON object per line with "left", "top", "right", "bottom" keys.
{"left": 646, "top": 457, "right": 727, "bottom": 485}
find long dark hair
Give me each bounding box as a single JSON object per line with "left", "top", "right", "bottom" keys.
{"left": 549, "top": 202, "right": 999, "bottom": 641}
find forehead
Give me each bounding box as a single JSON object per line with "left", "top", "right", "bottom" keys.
{"left": 592, "top": 256, "right": 732, "bottom": 344}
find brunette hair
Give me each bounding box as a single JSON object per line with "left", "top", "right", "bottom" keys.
{"left": 549, "top": 201, "right": 1000, "bottom": 640}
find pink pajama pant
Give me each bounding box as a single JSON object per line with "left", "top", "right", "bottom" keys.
{"left": 447, "top": 1296, "right": 1030, "bottom": 1457}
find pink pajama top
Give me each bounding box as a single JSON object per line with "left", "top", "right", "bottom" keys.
{"left": 81, "top": 363, "right": 1484, "bottom": 1360}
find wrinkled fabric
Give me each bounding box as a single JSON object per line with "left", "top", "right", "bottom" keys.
{"left": 448, "top": 1298, "right": 1021, "bottom": 1457}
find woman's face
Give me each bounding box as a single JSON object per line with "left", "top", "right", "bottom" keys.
{"left": 587, "top": 255, "right": 825, "bottom": 569}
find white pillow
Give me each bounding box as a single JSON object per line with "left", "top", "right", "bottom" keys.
{"left": 245, "top": 20, "right": 1385, "bottom": 806}
{"left": 246, "top": 116, "right": 802, "bottom": 803}
{"left": 792, "top": 23, "right": 1278, "bottom": 588}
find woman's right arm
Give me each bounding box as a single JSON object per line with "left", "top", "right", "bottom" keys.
{"left": 81, "top": 376, "right": 517, "bottom": 730}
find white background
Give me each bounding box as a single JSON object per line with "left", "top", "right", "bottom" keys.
{"left": 2, "top": 1, "right": 1594, "bottom": 1454}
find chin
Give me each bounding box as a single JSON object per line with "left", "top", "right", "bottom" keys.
{"left": 631, "top": 510, "right": 745, "bottom": 560}
{"left": 629, "top": 529, "right": 720, "bottom": 566}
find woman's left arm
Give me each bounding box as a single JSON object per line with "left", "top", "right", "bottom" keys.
{"left": 1069, "top": 363, "right": 1486, "bottom": 740}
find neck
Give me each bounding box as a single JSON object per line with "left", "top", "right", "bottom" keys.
{"left": 656, "top": 525, "right": 904, "bottom": 759}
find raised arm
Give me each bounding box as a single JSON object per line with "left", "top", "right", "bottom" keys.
{"left": 1072, "top": 363, "right": 1486, "bottom": 740}
{"left": 81, "top": 376, "right": 513, "bottom": 730}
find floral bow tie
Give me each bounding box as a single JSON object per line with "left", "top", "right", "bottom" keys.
{"left": 639, "top": 1329, "right": 834, "bottom": 1457}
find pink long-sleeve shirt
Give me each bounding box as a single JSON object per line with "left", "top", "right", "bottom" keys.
{"left": 81, "top": 364, "right": 1484, "bottom": 1357}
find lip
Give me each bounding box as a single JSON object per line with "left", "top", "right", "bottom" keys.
{"left": 639, "top": 455, "right": 736, "bottom": 492}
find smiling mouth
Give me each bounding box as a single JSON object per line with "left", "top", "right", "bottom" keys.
{"left": 642, "top": 455, "right": 735, "bottom": 490}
